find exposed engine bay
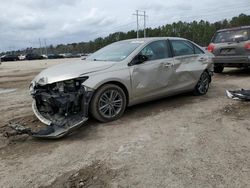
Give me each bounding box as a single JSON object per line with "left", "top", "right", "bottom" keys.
{"left": 8, "top": 78, "right": 94, "bottom": 139}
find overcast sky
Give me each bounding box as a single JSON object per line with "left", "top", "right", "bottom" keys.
{"left": 0, "top": 0, "right": 249, "bottom": 52}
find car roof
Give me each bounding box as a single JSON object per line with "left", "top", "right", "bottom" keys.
{"left": 217, "top": 25, "right": 250, "bottom": 32}
{"left": 120, "top": 37, "right": 187, "bottom": 43}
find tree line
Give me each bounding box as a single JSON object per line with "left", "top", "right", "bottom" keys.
{"left": 2, "top": 14, "right": 250, "bottom": 56}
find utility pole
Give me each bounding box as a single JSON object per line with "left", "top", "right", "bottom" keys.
{"left": 39, "top": 38, "right": 42, "bottom": 55}
{"left": 136, "top": 10, "right": 139, "bottom": 38}
{"left": 133, "top": 10, "right": 139, "bottom": 38}
{"left": 44, "top": 39, "right": 48, "bottom": 56}
{"left": 133, "top": 10, "right": 148, "bottom": 38}
{"left": 144, "top": 11, "right": 146, "bottom": 38}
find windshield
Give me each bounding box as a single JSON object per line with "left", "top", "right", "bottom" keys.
{"left": 87, "top": 41, "right": 143, "bottom": 62}
{"left": 213, "top": 28, "right": 250, "bottom": 44}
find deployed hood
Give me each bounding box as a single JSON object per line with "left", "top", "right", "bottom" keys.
{"left": 33, "top": 60, "right": 115, "bottom": 85}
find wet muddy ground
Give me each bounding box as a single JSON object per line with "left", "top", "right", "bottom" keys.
{"left": 0, "top": 59, "right": 249, "bottom": 188}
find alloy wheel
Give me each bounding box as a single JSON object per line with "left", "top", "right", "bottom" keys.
{"left": 197, "top": 72, "right": 209, "bottom": 94}
{"left": 98, "top": 89, "right": 123, "bottom": 118}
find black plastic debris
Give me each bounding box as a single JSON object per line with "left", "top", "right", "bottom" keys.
{"left": 4, "top": 123, "right": 32, "bottom": 137}
{"left": 5, "top": 117, "right": 88, "bottom": 139}
{"left": 32, "top": 119, "right": 87, "bottom": 139}
{"left": 226, "top": 89, "right": 250, "bottom": 101}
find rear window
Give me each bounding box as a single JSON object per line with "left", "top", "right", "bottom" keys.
{"left": 212, "top": 28, "right": 250, "bottom": 44}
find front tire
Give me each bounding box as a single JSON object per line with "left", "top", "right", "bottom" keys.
{"left": 193, "top": 71, "right": 210, "bottom": 96}
{"left": 90, "top": 84, "right": 127, "bottom": 122}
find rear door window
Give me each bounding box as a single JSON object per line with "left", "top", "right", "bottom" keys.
{"left": 170, "top": 40, "right": 194, "bottom": 56}
{"left": 194, "top": 45, "right": 204, "bottom": 54}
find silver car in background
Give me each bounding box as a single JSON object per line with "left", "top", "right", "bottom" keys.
{"left": 29, "top": 37, "right": 213, "bottom": 138}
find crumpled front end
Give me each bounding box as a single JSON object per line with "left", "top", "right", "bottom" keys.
{"left": 28, "top": 77, "right": 94, "bottom": 138}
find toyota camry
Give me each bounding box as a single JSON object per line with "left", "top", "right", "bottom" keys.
{"left": 26, "top": 37, "right": 213, "bottom": 138}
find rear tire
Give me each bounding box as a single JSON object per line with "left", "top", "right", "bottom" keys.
{"left": 214, "top": 65, "right": 224, "bottom": 73}
{"left": 193, "top": 71, "right": 210, "bottom": 96}
{"left": 90, "top": 84, "right": 127, "bottom": 123}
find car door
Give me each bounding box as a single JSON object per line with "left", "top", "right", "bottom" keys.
{"left": 129, "top": 40, "right": 175, "bottom": 101}
{"left": 169, "top": 40, "right": 208, "bottom": 91}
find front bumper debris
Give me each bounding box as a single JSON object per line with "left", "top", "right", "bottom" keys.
{"left": 6, "top": 80, "right": 94, "bottom": 139}
{"left": 6, "top": 118, "right": 87, "bottom": 139}
{"left": 5, "top": 123, "right": 32, "bottom": 137}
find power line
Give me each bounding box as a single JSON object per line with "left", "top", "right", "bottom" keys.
{"left": 86, "top": 21, "right": 136, "bottom": 39}
{"left": 147, "top": 5, "right": 250, "bottom": 27}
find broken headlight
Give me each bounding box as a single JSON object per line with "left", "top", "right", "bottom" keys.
{"left": 37, "top": 76, "right": 48, "bottom": 85}
{"left": 55, "top": 77, "right": 89, "bottom": 93}
{"left": 29, "top": 82, "right": 35, "bottom": 95}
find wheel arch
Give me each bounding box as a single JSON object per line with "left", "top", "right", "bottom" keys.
{"left": 204, "top": 68, "right": 212, "bottom": 83}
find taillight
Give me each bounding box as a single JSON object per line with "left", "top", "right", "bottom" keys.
{"left": 244, "top": 43, "right": 250, "bottom": 50}
{"left": 207, "top": 44, "right": 215, "bottom": 53}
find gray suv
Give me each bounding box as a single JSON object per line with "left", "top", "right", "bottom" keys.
{"left": 208, "top": 26, "right": 250, "bottom": 73}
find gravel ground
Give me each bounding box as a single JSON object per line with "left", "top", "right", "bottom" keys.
{"left": 0, "top": 59, "right": 249, "bottom": 188}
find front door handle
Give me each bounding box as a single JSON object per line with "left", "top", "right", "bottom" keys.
{"left": 164, "top": 62, "right": 173, "bottom": 67}
{"left": 198, "top": 57, "right": 207, "bottom": 62}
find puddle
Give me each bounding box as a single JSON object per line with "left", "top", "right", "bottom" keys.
{"left": 0, "top": 88, "right": 17, "bottom": 94}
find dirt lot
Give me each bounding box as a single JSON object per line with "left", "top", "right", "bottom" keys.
{"left": 0, "top": 59, "right": 249, "bottom": 188}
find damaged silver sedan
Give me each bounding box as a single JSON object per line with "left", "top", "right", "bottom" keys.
{"left": 14, "top": 37, "right": 214, "bottom": 138}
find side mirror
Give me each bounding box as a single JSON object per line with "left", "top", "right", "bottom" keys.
{"left": 131, "top": 54, "right": 148, "bottom": 65}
